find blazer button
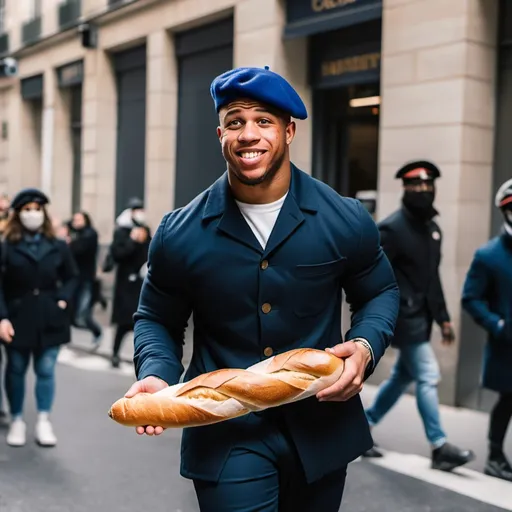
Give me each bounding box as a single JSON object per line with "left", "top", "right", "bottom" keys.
{"left": 261, "top": 303, "right": 272, "bottom": 314}
{"left": 264, "top": 347, "right": 273, "bottom": 357}
{"left": 33, "top": 288, "right": 40, "bottom": 296}
{"left": 260, "top": 260, "right": 269, "bottom": 270}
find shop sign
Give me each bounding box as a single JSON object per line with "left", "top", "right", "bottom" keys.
{"left": 285, "top": 0, "right": 382, "bottom": 38}
{"left": 57, "top": 60, "right": 83, "bottom": 88}
{"left": 313, "top": 41, "right": 381, "bottom": 88}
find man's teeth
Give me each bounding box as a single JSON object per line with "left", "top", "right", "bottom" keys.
{"left": 241, "top": 151, "right": 263, "bottom": 159}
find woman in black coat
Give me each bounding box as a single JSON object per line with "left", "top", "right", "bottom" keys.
{"left": 110, "top": 198, "right": 151, "bottom": 368}
{"left": 0, "top": 188, "right": 78, "bottom": 448}
{"left": 66, "top": 211, "right": 103, "bottom": 347}
{"left": 462, "top": 178, "right": 512, "bottom": 482}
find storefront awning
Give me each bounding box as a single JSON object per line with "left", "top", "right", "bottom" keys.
{"left": 284, "top": 0, "right": 382, "bottom": 39}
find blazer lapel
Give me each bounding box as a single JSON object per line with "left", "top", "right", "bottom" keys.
{"left": 203, "top": 172, "right": 263, "bottom": 254}
{"left": 263, "top": 165, "right": 319, "bottom": 257}
{"left": 202, "top": 165, "right": 319, "bottom": 256}
{"left": 13, "top": 239, "right": 38, "bottom": 263}
{"left": 37, "top": 238, "right": 57, "bottom": 262}
{"left": 13, "top": 237, "right": 56, "bottom": 263}
{"left": 262, "top": 194, "right": 304, "bottom": 258}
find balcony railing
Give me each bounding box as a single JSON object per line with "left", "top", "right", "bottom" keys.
{"left": 59, "top": 0, "right": 81, "bottom": 30}
{"left": 21, "top": 16, "right": 42, "bottom": 45}
{"left": 0, "top": 32, "right": 8, "bottom": 55}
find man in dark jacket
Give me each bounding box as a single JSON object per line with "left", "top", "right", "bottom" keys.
{"left": 124, "top": 66, "right": 399, "bottom": 511}
{"left": 110, "top": 198, "right": 151, "bottom": 368}
{"left": 364, "top": 160, "right": 475, "bottom": 471}
{"left": 462, "top": 178, "right": 512, "bottom": 482}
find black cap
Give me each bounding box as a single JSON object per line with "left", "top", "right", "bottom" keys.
{"left": 10, "top": 188, "right": 49, "bottom": 211}
{"left": 126, "top": 197, "right": 144, "bottom": 210}
{"left": 395, "top": 160, "right": 441, "bottom": 183}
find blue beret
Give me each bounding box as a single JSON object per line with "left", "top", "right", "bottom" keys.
{"left": 10, "top": 188, "right": 49, "bottom": 211}
{"left": 210, "top": 66, "right": 308, "bottom": 120}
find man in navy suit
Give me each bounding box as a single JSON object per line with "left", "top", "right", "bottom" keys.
{"left": 124, "top": 66, "right": 399, "bottom": 511}
{"left": 462, "top": 178, "right": 512, "bottom": 482}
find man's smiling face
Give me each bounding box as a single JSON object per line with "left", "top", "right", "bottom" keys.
{"left": 217, "top": 98, "right": 295, "bottom": 187}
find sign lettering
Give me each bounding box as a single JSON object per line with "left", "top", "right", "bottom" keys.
{"left": 321, "top": 52, "right": 380, "bottom": 77}
{"left": 312, "top": 0, "right": 357, "bottom": 12}
{"left": 58, "top": 60, "right": 83, "bottom": 87}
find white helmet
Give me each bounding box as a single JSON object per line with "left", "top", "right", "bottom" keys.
{"left": 494, "top": 178, "right": 512, "bottom": 209}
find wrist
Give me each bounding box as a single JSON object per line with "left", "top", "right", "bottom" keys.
{"left": 352, "top": 338, "right": 374, "bottom": 368}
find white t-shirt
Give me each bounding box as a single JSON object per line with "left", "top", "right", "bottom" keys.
{"left": 235, "top": 193, "right": 288, "bottom": 250}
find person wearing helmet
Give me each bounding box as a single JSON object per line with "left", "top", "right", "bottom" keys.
{"left": 462, "top": 179, "right": 512, "bottom": 482}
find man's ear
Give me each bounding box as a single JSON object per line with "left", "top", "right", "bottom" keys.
{"left": 217, "top": 126, "right": 222, "bottom": 143}
{"left": 285, "top": 121, "right": 296, "bottom": 145}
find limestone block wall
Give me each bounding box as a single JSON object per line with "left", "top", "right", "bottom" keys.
{"left": 375, "top": 0, "right": 499, "bottom": 404}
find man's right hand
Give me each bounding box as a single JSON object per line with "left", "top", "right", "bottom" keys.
{"left": 124, "top": 376, "right": 168, "bottom": 436}
{"left": 0, "top": 319, "right": 14, "bottom": 343}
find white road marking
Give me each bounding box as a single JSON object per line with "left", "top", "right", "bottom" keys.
{"left": 365, "top": 450, "right": 512, "bottom": 510}
{"left": 57, "top": 346, "right": 134, "bottom": 376}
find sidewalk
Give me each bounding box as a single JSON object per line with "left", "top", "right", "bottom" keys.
{"left": 70, "top": 326, "right": 134, "bottom": 363}
{"left": 360, "top": 384, "right": 512, "bottom": 475}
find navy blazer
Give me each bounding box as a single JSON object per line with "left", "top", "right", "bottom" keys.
{"left": 462, "top": 231, "right": 512, "bottom": 393}
{"left": 133, "top": 165, "right": 399, "bottom": 483}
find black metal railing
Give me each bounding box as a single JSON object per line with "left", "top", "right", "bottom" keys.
{"left": 0, "top": 32, "right": 8, "bottom": 55}
{"left": 21, "top": 16, "right": 42, "bottom": 45}
{"left": 59, "top": 0, "right": 81, "bottom": 30}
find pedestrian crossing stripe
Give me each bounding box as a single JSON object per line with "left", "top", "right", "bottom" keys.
{"left": 57, "top": 346, "right": 134, "bottom": 376}
{"left": 363, "top": 450, "right": 512, "bottom": 510}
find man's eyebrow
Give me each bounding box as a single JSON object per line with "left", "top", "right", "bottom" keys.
{"left": 224, "top": 108, "right": 242, "bottom": 117}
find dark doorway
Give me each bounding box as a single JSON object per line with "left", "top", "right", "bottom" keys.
{"left": 313, "top": 83, "right": 380, "bottom": 200}
{"left": 70, "top": 85, "right": 82, "bottom": 213}
{"left": 174, "top": 18, "right": 233, "bottom": 208}
{"left": 113, "top": 45, "right": 147, "bottom": 216}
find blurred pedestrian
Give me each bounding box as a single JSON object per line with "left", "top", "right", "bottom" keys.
{"left": 0, "top": 194, "right": 10, "bottom": 235}
{"left": 363, "top": 161, "right": 475, "bottom": 471}
{"left": 461, "top": 178, "right": 512, "bottom": 482}
{"left": 66, "top": 211, "right": 103, "bottom": 349}
{"left": 0, "top": 188, "right": 78, "bottom": 447}
{"left": 110, "top": 198, "right": 150, "bottom": 368}
{"left": 0, "top": 193, "right": 9, "bottom": 425}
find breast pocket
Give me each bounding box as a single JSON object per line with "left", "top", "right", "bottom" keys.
{"left": 293, "top": 257, "right": 346, "bottom": 318}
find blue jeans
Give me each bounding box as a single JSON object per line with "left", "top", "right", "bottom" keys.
{"left": 365, "top": 341, "right": 447, "bottom": 448}
{"left": 73, "top": 280, "right": 102, "bottom": 338}
{"left": 5, "top": 346, "right": 60, "bottom": 417}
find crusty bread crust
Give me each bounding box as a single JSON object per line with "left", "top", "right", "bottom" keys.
{"left": 108, "top": 348, "right": 344, "bottom": 429}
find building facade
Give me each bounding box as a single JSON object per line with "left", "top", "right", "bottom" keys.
{"left": 0, "top": 0, "right": 508, "bottom": 410}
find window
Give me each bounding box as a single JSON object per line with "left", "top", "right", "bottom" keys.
{"left": 0, "top": 0, "right": 5, "bottom": 34}
{"left": 30, "top": 0, "right": 42, "bottom": 19}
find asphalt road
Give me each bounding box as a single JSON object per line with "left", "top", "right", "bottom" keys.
{"left": 0, "top": 344, "right": 510, "bottom": 512}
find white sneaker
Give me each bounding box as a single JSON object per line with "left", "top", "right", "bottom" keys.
{"left": 35, "top": 419, "right": 57, "bottom": 447}
{"left": 7, "top": 419, "right": 26, "bottom": 447}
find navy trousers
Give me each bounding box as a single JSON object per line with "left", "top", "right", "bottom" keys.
{"left": 193, "top": 413, "right": 347, "bottom": 512}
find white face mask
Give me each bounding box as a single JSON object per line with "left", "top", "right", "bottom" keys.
{"left": 132, "top": 210, "right": 146, "bottom": 225}
{"left": 19, "top": 210, "right": 45, "bottom": 231}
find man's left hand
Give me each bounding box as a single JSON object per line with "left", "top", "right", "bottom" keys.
{"left": 316, "top": 341, "right": 372, "bottom": 402}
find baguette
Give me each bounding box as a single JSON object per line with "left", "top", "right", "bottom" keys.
{"left": 108, "top": 348, "right": 344, "bottom": 429}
